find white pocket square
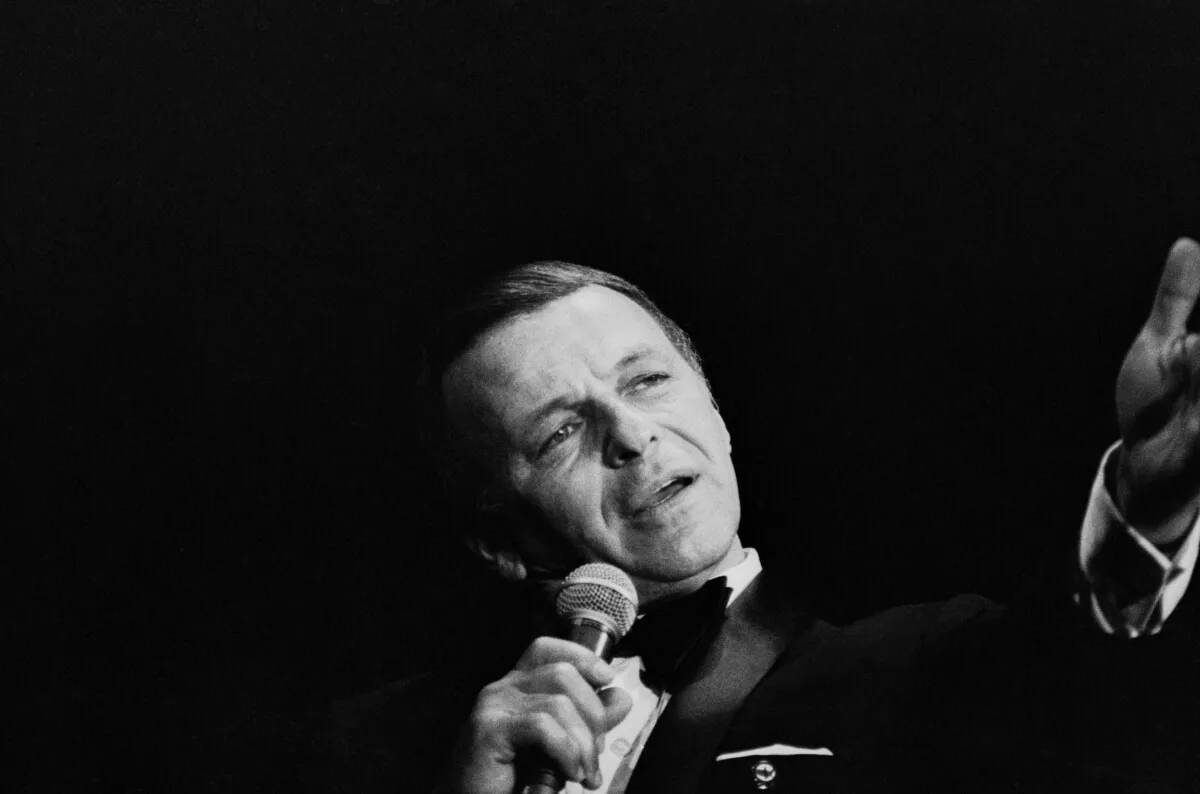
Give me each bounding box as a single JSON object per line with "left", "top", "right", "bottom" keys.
{"left": 716, "top": 743, "right": 834, "bottom": 761}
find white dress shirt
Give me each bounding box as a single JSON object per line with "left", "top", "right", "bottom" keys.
{"left": 564, "top": 549, "right": 764, "bottom": 794}
{"left": 564, "top": 444, "right": 1199, "bottom": 794}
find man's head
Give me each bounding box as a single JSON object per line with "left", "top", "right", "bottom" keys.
{"left": 425, "top": 262, "right": 742, "bottom": 606}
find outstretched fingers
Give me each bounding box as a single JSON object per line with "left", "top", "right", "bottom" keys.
{"left": 1147, "top": 238, "right": 1200, "bottom": 339}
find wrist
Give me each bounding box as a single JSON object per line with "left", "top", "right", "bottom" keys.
{"left": 1110, "top": 445, "right": 1195, "bottom": 550}
{"left": 1138, "top": 504, "right": 1197, "bottom": 555}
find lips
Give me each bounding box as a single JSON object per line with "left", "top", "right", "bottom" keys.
{"left": 633, "top": 474, "right": 696, "bottom": 514}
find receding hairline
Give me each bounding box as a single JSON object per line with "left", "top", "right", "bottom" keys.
{"left": 439, "top": 285, "right": 681, "bottom": 434}
{"left": 437, "top": 283, "right": 708, "bottom": 470}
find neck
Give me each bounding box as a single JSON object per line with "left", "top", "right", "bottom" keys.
{"left": 637, "top": 536, "right": 746, "bottom": 610}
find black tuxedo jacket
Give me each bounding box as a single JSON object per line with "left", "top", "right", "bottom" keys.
{"left": 320, "top": 569, "right": 1200, "bottom": 794}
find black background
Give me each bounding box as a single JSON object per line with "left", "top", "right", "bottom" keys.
{"left": 8, "top": 0, "right": 1200, "bottom": 790}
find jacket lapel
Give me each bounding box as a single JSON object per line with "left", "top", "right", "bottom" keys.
{"left": 624, "top": 573, "right": 811, "bottom": 794}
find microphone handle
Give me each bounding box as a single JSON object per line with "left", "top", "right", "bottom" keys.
{"left": 514, "top": 617, "right": 620, "bottom": 794}
{"left": 563, "top": 617, "right": 618, "bottom": 663}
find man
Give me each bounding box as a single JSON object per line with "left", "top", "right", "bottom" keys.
{"left": 331, "top": 240, "right": 1200, "bottom": 793}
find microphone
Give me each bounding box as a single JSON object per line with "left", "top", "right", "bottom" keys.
{"left": 518, "top": 563, "right": 639, "bottom": 794}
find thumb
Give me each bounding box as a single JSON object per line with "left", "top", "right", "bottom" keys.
{"left": 597, "top": 685, "right": 634, "bottom": 730}
{"left": 1146, "top": 238, "right": 1200, "bottom": 338}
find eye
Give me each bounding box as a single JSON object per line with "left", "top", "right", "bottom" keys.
{"left": 540, "top": 421, "right": 580, "bottom": 455}
{"left": 631, "top": 372, "right": 669, "bottom": 390}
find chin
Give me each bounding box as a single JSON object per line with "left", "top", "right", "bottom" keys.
{"left": 629, "top": 530, "right": 737, "bottom": 585}
{"left": 631, "top": 568, "right": 720, "bottom": 607}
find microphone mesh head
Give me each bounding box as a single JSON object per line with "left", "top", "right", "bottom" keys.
{"left": 555, "top": 563, "right": 639, "bottom": 639}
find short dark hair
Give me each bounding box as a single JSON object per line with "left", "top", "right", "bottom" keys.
{"left": 418, "top": 260, "right": 708, "bottom": 530}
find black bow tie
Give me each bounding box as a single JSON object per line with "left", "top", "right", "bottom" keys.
{"left": 616, "top": 576, "right": 732, "bottom": 690}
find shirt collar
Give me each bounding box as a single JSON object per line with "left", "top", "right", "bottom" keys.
{"left": 718, "top": 546, "right": 762, "bottom": 608}
{"left": 627, "top": 546, "right": 763, "bottom": 620}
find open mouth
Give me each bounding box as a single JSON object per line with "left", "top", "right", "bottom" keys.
{"left": 638, "top": 475, "right": 696, "bottom": 513}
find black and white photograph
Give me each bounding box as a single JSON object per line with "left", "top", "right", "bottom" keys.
{"left": 10, "top": 1, "right": 1200, "bottom": 791}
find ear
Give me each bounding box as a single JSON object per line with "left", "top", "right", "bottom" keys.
{"left": 464, "top": 530, "right": 529, "bottom": 582}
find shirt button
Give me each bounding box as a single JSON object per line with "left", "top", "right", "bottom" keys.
{"left": 610, "top": 738, "right": 633, "bottom": 757}
{"left": 752, "top": 759, "right": 776, "bottom": 790}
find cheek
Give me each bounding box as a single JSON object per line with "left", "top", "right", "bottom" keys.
{"left": 528, "top": 462, "right": 606, "bottom": 534}
{"left": 672, "top": 397, "right": 730, "bottom": 454}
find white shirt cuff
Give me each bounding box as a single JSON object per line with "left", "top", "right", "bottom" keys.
{"left": 1077, "top": 443, "right": 1200, "bottom": 637}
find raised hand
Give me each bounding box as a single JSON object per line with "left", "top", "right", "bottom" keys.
{"left": 1115, "top": 238, "right": 1200, "bottom": 544}
{"left": 439, "top": 637, "right": 634, "bottom": 794}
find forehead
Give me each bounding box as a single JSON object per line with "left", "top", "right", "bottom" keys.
{"left": 442, "top": 285, "right": 676, "bottom": 430}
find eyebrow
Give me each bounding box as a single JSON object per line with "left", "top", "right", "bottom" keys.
{"left": 614, "top": 345, "right": 657, "bottom": 371}
{"left": 522, "top": 345, "right": 662, "bottom": 432}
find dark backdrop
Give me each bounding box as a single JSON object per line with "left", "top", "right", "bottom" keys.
{"left": 8, "top": 0, "right": 1200, "bottom": 790}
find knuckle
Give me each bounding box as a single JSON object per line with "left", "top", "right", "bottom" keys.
{"left": 470, "top": 710, "right": 503, "bottom": 737}
{"left": 472, "top": 675, "right": 528, "bottom": 718}
{"left": 476, "top": 679, "right": 512, "bottom": 705}
{"left": 517, "top": 637, "right": 555, "bottom": 669}
{"left": 529, "top": 636, "right": 557, "bottom": 656}
{"left": 479, "top": 679, "right": 505, "bottom": 697}
{"left": 528, "top": 710, "right": 559, "bottom": 740}
{"left": 466, "top": 703, "right": 510, "bottom": 743}
{"left": 548, "top": 660, "right": 578, "bottom": 682}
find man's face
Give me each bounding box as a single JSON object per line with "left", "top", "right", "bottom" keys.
{"left": 443, "top": 285, "right": 742, "bottom": 605}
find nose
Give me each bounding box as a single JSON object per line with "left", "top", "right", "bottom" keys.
{"left": 602, "top": 403, "right": 658, "bottom": 468}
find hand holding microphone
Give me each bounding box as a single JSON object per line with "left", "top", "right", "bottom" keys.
{"left": 441, "top": 564, "right": 639, "bottom": 794}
